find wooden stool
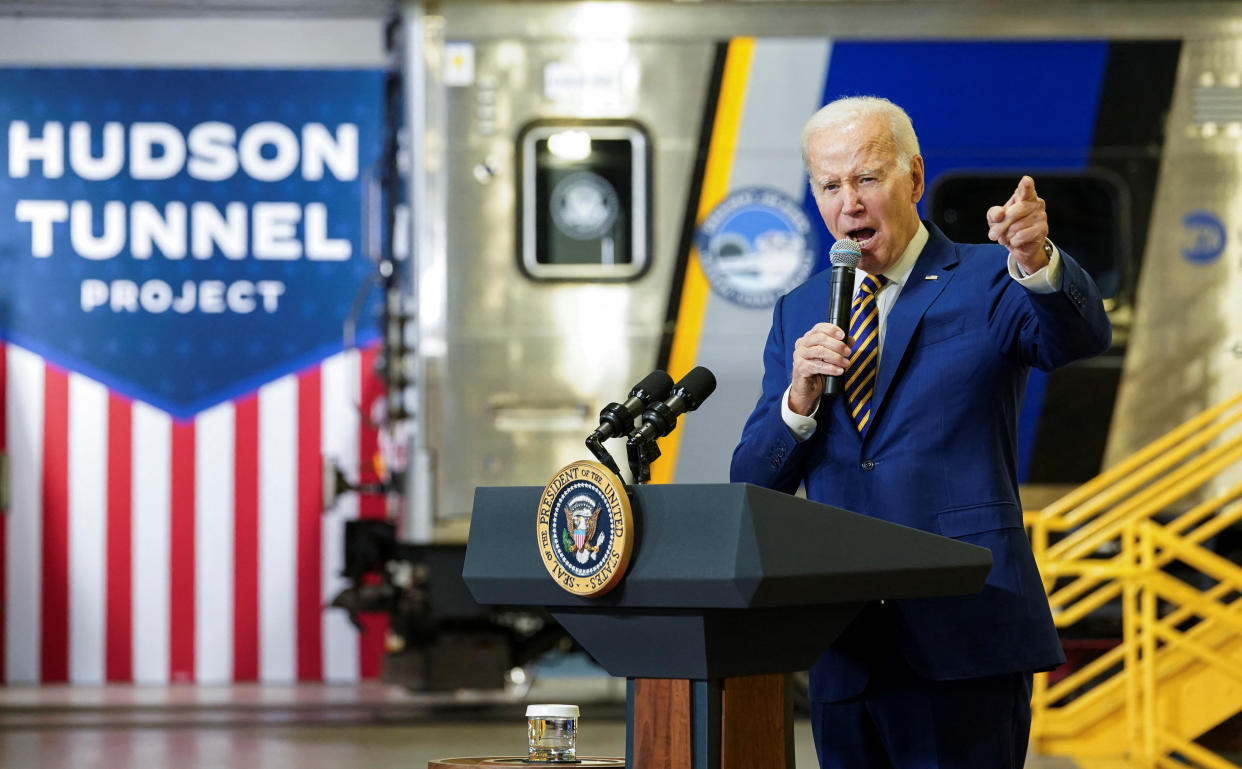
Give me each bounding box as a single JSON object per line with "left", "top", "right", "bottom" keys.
{"left": 428, "top": 758, "right": 625, "bottom": 768}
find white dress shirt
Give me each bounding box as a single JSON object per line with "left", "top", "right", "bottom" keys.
{"left": 780, "top": 222, "right": 1064, "bottom": 439}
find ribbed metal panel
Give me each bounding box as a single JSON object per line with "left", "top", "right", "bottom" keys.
{"left": 1194, "top": 84, "right": 1242, "bottom": 124}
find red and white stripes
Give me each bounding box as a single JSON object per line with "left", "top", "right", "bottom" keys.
{"left": 2, "top": 340, "right": 383, "bottom": 683}
{"left": 7, "top": 342, "right": 44, "bottom": 683}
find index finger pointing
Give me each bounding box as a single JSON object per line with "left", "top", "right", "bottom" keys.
{"left": 1016, "top": 175, "right": 1038, "bottom": 202}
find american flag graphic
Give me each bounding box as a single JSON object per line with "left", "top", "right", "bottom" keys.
{"left": 1, "top": 341, "right": 391, "bottom": 683}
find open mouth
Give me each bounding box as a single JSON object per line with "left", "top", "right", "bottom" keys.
{"left": 849, "top": 228, "right": 877, "bottom": 248}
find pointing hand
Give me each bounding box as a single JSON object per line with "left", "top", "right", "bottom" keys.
{"left": 986, "top": 175, "right": 1049, "bottom": 274}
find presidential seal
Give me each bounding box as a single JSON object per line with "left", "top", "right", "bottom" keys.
{"left": 536, "top": 460, "right": 633, "bottom": 596}
{"left": 695, "top": 186, "right": 817, "bottom": 307}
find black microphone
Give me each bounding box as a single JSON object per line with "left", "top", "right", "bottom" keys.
{"left": 589, "top": 370, "right": 674, "bottom": 443}
{"left": 626, "top": 366, "right": 717, "bottom": 445}
{"left": 824, "top": 238, "right": 861, "bottom": 396}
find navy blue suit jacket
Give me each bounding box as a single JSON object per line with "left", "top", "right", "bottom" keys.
{"left": 730, "top": 223, "right": 1111, "bottom": 700}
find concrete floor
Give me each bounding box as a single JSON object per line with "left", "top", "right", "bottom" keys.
{"left": 0, "top": 681, "right": 1080, "bottom": 769}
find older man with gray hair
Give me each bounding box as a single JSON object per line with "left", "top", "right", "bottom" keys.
{"left": 731, "top": 95, "right": 1112, "bottom": 768}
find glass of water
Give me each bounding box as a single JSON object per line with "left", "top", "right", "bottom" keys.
{"left": 526, "top": 703, "right": 579, "bottom": 762}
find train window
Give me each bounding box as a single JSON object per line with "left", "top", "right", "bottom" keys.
{"left": 518, "top": 120, "right": 650, "bottom": 280}
{"left": 928, "top": 170, "right": 1127, "bottom": 300}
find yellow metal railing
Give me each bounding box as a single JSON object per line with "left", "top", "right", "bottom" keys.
{"left": 1027, "top": 390, "right": 1242, "bottom": 769}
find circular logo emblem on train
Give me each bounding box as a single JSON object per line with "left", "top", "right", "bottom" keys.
{"left": 1182, "top": 209, "right": 1226, "bottom": 264}
{"left": 696, "top": 186, "right": 817, "bottom": 307}
{"left": 550, "top": 171, "right": 620, "bottom": 240}
{"left": 537, "top": 460, "right": 633, "bottom": 596}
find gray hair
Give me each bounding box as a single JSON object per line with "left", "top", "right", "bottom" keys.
{"left": 800, "top": 96, "right": 921, "bottom": 173}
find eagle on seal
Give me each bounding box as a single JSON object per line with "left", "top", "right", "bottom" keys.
{"left": 565, "top": 496, "right": 602, "bottom": 563}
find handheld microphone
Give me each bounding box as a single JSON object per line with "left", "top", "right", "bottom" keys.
{"left": 626, "top": 366, "right": 717, "bottom": 446}
{"left": 589, "top": 370, "right": 675, "bottom": 443}
{"left": 824, "top": 238, "right": 861, "bottom": 396}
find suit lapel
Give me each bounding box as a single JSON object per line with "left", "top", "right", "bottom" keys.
{"left": 869, "top": 225, "right": 959, "bottom": 430}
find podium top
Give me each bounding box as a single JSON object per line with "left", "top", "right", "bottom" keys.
{"left": 464, "top": 483, "right": 991, "bottom": 610}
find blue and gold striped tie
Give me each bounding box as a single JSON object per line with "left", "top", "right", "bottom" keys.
{"left": 844, "top": 273, "right": 888, "bottom": 434}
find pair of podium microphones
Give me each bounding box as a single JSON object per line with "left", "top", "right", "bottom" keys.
{"left": 586, "top": 366, "right": 717, "bottom": 484}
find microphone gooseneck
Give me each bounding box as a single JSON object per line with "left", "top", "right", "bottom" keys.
{"left": 624, "top": 366, "right": 717, "bottom": 484}
{"left": 589, "top": 370, "right": 674, "bottom": 443}
{"left": 586, "top": 370, "right": 674, "bottom": 478}
{"left": 627, "top": 366, "right": 718, "bottom": 445}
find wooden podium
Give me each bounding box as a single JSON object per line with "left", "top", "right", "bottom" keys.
{"left": 463, "top": 483, "right": 991, "bottom": 769}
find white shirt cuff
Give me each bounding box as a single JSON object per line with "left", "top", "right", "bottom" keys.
{"left": 781, "top": 384, "right": 818, "bottom": 441}
{"left": 1007, "top": 241, "right": 1064, "bottom": 293}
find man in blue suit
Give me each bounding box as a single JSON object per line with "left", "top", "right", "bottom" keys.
{"left": 730, "top": 96, "right": 1111, "bottom": 768}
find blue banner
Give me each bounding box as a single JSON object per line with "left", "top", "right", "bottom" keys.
{"left": 0, "top": 67, "right": 385, "bottom": 418}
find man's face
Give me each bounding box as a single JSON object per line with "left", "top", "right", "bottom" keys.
{"left": 806, "top": 115, "right": 924, "bottom": 275}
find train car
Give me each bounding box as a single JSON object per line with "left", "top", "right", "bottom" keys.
{"left": 397, "top": 1, "right": 1240, "bottom": 531}
{"left": 332, "top": 1, "right": 1242, "bottom": 687}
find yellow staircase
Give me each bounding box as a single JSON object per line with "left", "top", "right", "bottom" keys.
{"left": 1028, "top": 390, "right": 1242, "bottom": 769}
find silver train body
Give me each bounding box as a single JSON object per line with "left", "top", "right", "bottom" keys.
{"left": 400, "top": 2, "right": 1242, "bottom": 540}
